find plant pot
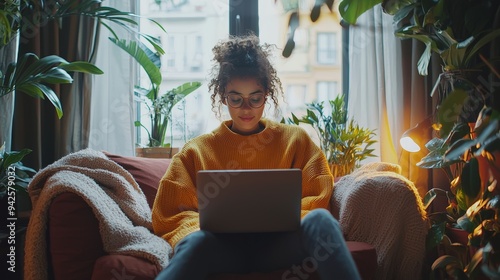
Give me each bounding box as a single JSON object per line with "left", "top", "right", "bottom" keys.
{"left": 330, "top": 162, "right": 355, "bottom": 178}
{"left": 135, "top": 147, "right": 179, "bottom": 158}
{"left": 446, "top": 226, "right": 470, "bottom": 246}
{"left": 445, "top": 226, "right": 483, "bottom": 261}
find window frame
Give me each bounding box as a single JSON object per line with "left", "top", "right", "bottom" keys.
{"left": 316, "top": 32, "right": 337, "bottom": 65}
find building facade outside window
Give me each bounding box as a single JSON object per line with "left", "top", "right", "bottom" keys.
{"left": 285, "top": 84, "right": 308, "bottom": 111}
{"left": 317, "top": 81, "right": 338, "bottom": 103}
{"left": 317, "top": 32, "right": 337, "bottom": 65}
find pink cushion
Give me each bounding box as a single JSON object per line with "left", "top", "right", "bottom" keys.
{"left": 49, "top": 192, "right": 106, "bottom": 280}
{"left": 103, "top": 151, "right": 171, "bottom": 208}
{"left": 49, "top": 193, "right": 161, "bottom": 280}
{"left": 91, "top": 255, "right": 161, "bottom": 280}
{"left": 347, "top": 241, "right": 377, "bottom": 280}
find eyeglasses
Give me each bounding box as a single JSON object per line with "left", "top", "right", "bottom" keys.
{"left": 225, "top": 93, "right": 266, "bottom": 108}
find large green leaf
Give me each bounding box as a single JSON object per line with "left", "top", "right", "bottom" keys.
{"left": 431, "top": 255, "right": 466, "bottom": 276}
{"left": 0, "top": 0, "right": 22, "bottom": 48}
{"left": 444, "top": 122, "right": 472, "bottom": 147}
{"left": 441, "top": 43, "right": 469, "bottom": 71}
{"left": 456, "top": 214, "right": 475, "bottom": 233}
{"left": 0, "top": 149, "right": 32, "bottom": 171}
{"left": 456, "top": 186, "right": 475, "bottom": 212}
{"left": 16, "top": 55, "right": 69, "bottom": 85}
{"left": 15, "top": 83, "right": 46, "bottom": 99}
{"left": 37, "top": 68, "right": 74, "bottom": 84}
{"left": 445, "top": 138, "right": 475, "bottom": 162}
{"left": 464, "top": 28, "right": 500, "bottom": 67}
{"left": 109, "top": 38, "right": 162, "bottom": 87}
{"left": 423, "top": 188, "right": 439, "bottom": 209}
{"left": 417, "top": 138, "right": 455, "bottom": 168}
{"left": 464, "top": 246, "right": 484, "bottom": 277}
{"left": 445, "top": 118, "right": 499, "bottom": 160}
{"left": 16, "top": 82, "right": 63, "bottom": 118}
{"left": 426, "top": 221, "right": 446, "bottom": 251}
{"left": 1, "top": 53, "right": 104, "bottom": 118}
{"left": 460, "top": 158, "right": 481, "bottom": 199}
{"left": 58, "top": 61, "right": 104, "bottom": 74}
{"left": 338, "top": 0, "right": 382, "bottom": 25}
{"left": 382, "top": 0, "right": 416, "bottom": 16}
{"left": 395, "top": 28, "right": 436, "bottom": 75}
{"left": 168, "top": 82, "right": 202, "bottom": 108}
{"left": 39, "top": 0, "right": 164, "bottom": 60}
{"left": 390, "top": 2, "right": 416, "bottom": 24}
{"left": 172, "top": 82, "right": 202, "bottom": 96}
{"left": 437, "top": 89, "right": 469, "bottom": 138}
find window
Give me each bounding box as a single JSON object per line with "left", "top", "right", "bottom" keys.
{"left": 317, "top": 32, "right": 337, "bottom": 65}
{"left": 316, "top": 81, "right": 338, "bottom": 103}
{"left": 166, "top": 36, "right": 176, "bottom": 69}
{"left": 191, "top": 35, "right": 203, "bottom": 72}
{"left": 139, "top": 0, "right": 228, "bottom": 146}
{"left": 285, "top": 84, "right": 308, "bottom": 112}
{"left": 137, "top": 0, "right": 345, "bottom": 147}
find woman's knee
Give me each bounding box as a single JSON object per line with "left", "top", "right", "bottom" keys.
{"left": 174, "top": 230, "right": 218, "bottom": 253}
{"left": 303, "top": 209, "right": 338, "bottom": 226}
{"left": 301, "top": 209, "right": 342, "bottom": 235}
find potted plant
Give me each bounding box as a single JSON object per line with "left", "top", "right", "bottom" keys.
{"left": 110, "top": 39, "right": 202, "bottom": 158}
{"left": 421, "top": 106, "right": 500, "bottom": 279}
{"left": 280, "top": 1, "right": 500, "bottom": 277}
{"left": 0, "top": 143, "right": 36, "bottom": 220}
{"left": 0, "top": 0, "right": 166, "bottom": 149}
{"left": 282, "top": 94, "right": 377, "bottom": 177}
{"left": 283, "top": 0, "right": 500, "bottom": 135}
{"left": 0, "top": 0, "right": 166, "bottom": 117}
{"left": 1, "top": 1, "right": 168, "bottom": 216}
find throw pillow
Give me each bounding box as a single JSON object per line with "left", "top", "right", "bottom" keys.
{"left": 103, "top": 151, "right": 171, "bottom": 208}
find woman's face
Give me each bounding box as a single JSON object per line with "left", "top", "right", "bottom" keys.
{"left": 224, "top": 77, "right": 267, "bottom": 135}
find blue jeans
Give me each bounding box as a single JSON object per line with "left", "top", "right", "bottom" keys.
{"left": 156, "top": 209, "right": 361, "bottom": 280}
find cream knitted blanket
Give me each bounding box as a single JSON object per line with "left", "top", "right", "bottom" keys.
{"left": 331, "top": 162, "right": 428, "bottom": 280}
{"left": 24, "top": 148, "right": 172, "bottom": 280}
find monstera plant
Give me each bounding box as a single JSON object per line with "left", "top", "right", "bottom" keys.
{"left": 0, "top": 0, "right": 165, "bottom": 118}
{"left": 0, "top": 0, "right": 166, "bottom": 211}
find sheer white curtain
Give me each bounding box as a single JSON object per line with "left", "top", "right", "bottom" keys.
{"left": 89, "top": 0, "right": 137, "bottom": 155}
{"left": 347, "top": 4, "right": 405, "bottom": 164}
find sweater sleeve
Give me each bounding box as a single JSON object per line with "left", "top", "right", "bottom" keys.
{"left": 152, "top": 152, "right": 199, "bottom": 248}
{"left": 294, "top": 129, "right": 334, "bottom": 218}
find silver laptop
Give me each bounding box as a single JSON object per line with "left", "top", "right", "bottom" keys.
{"left": 196, "top": 169, "right": 302, "bottom": 233}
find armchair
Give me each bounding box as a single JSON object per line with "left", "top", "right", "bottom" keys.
{"left": 24, "top": 149, "right": 385, "bottom": 280}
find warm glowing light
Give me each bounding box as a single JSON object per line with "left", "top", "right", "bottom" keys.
{"left": 400, "top": 117, "right": 433, "bottom": 153}
{"left": 400, "top": 136, "right": 421, "bottom": 152}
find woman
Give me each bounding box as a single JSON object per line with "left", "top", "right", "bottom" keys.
{"left": 152, "top": 33, "right": 360, "bottom": 280}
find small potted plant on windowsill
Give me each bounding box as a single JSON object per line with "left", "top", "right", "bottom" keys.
{"left": 282, "top": 94, "right": 377, "bottom": 177}
{"left": 111, "top": 39, "right": 202, "bottom": 158}
{"left": 134, "top": 82, "right": 202, "bottom": 158}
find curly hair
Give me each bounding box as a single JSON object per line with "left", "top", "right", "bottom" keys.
{"left": 208, "top": 33, "right": 283, "bottom": 118}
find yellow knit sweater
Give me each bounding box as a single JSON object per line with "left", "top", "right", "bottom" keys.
{"left": 152, "top": 119, "right": 333, "bottom": 248}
